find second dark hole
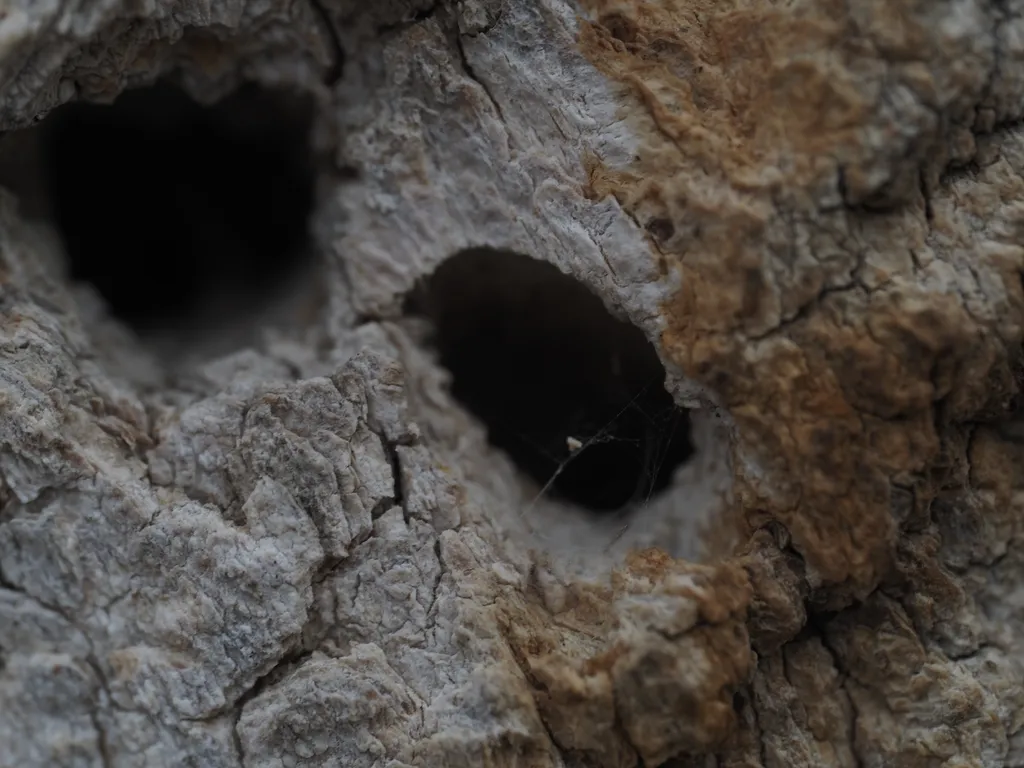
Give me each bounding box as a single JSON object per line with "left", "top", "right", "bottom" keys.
{"left": 40, "top": 81, "right": 316, "bottom": 331}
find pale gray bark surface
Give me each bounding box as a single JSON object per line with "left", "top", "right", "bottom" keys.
{"left": 0, "top": 1, "right": 1023, "bottom": 767}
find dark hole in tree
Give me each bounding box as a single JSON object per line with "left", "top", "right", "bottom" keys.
{"left": 406, "top": 249, "right": 694, "bottom": 513}
{"left": 39, "top": 81, "right": 316, "bottom": 331}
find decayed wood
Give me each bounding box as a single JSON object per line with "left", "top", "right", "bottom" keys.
{"left": 1, "top": 0, "right": 1024, "bottom": 766}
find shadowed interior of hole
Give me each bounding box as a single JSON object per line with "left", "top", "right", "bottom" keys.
{"left": 405, "top": 249, "right": 694, "bottom": 513}
{"left": 38, "top": 81, "right": 316, "bottom": 331}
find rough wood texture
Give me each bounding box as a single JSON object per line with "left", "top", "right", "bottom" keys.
{"left": 1, "top": 0, "right": 1023, "bottom": 766}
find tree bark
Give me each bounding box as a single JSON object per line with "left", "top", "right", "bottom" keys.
{"left": 1, "top": 0, "right": 1023, "bottom": 766}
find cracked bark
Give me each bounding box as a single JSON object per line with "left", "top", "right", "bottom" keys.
{"left": 1, "top": 0, "right": 1024, "bottom": 767}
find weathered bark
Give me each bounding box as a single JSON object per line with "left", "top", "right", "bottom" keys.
{"left": 0, "top": 0, "right": 1023, "bottom": 766}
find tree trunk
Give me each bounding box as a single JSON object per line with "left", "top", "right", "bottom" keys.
{"left": 0, "top": 0, "right": 1022, "bottom": 766}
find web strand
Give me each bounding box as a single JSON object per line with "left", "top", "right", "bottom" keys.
{"left": 603, "top": 408, "right": 683, "bottom": 552}
{"left": 518, "top": 382, "right": 655, "bottom": 524}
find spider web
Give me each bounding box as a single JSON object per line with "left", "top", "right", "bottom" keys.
{"left": 514, "top": 378, "right": 690, "bottom": 548}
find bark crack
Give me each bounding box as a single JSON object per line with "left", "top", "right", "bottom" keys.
{"left": 307, "top": 0, "right": 345, "bottom": 86}
{"left": 812, "top": 621, "right": 867, "bottom": 768}
{"left": 453, "top": 29, "right": 515, "bottom": 158}
{"left": 85, "top": 657, "right": 114, "bottom": 768}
